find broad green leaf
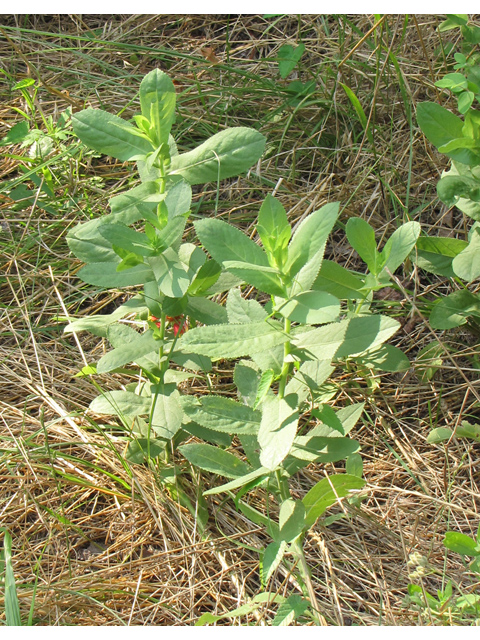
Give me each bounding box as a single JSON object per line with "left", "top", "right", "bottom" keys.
{"left": 234, "top": 360, "right": 261, "bottom": 407}
{"left": 278, "top": 499, "right": 306, "bottom": 543}
{"left": 381, "top": 221, "right": 421, "bottom": 273}
{"left": 139, "top": 69, "right": 176, "bottom": 147}
{"left": 169, "top": 127, "right": 266, "bottom": 184}
{"left": 346, "top": 217, "right": 380, "bottom": 274}
{"left": 414, "top": 236, "right": 468, "bottom": 277}
{"left": 256, "top": 194, "right": 291, "bottom": 266}
{"left": 180, "top": 395, "right": 261, "bottom": 435}
{"left": 258, "top": 394, "right": 299, "bottom": 470}
{"left": 272, "top": 594, "right": 309, "bottom": 626}
{"left": 182, "top": 422, "right": 232, "bottom": 448}
{"left": 0, "top": 120, "right": 29, "bottom": 145}
{"left": 285, "top": 360, "right": 334, "bottom": 402}
{"left": 222, "top": 261, "right": 285, "bottom": 296}
{"left": 261, "top": 541, "right": 287, "bottom": 584}
{"left": 72, "top": 108, "right": 154, "bottom": 160}
{"left": 303, "top": 474, "right": 366, "bottom": 527}
{"left": 179, "top": 443, "right": 251, "bottom": 479}
{"left": 252, "top": 343, "right": 285, "bottom": 375}
{"left": 125, "top": 438, "right": 165, "bottom": 463}
{"left": 170, "top": 349, "right": 212, "bottom": 372}
{"left": 286, "top": 202, "right": 339, "bottom": 289}
{"left": 178, "top": 320, "right": 289, "bottom": 360}
{"left": 428, "top": 422, "right": 480, "bottom": 444}
{"left": 416, "top": 342, "right": 444, "bottom": 382}
{"left": 346, "top": 452, "right": 363, "bottom": 478}
{"left": 353, "top": 343, "right": 410, "bottom": 372}
{"left": 78, "top": 261, "right": 155, "bottom": 287}
{"left": 188, "top": 260, "right": 222, "bottom": 296}
{"left": 437, "top": 174, "right": 480, "bottom": 207}
{"left": 438, "top": 14, "right": 468, "bottom": 31}
{"left": 417, "top": 102, "right": 477, "bottom": 165}
{"left": 164, "top": 178, "right": 192, "bottom": 219}
{"left": 203, "top": 466, "right": 271, "bottom": 495}
{"left": 97, "top": 326, "right": 161, "bottom": 373}
{"left": 195, "top": 217, "right": 269, "bottom": 269}
{"left": 195, "top": 593, "right": 286, "bottom": 626}
{"left": 89, "top": 390, "right": 151, "bottom": 418}
{"left": 150, "top": 383, "right": 184, "bottom": 439}
{"left": 278, "top": 43, "right": 305, "bottom": 78}
{"left": 452, "top": 229, "right": 480, "bottom": 281}
{"left": 436, "top": 73, "right": 468, "bottom": 92}
{"left": 293, "top": 315, "right": 400, "bottom": 362}
{"left": 429, "top": 289, "right": 480, "bottom": 329}
{"left": 99, "top": 223, "right": 156, "bottom": 257}
{"left": 313, "top": 260, "right": 365, "bottom": 299}
{"left": 427, "top": 427, "right": 454, "bottom": 444}
{"left": 443, "top": 532, "right": 480, "bottom": 557}
{"left": 277, "top": 290, "right": 340, "bottom": 324}
{"left": 226, "top": 287, "right": 268, "bottom": 324}
{"left": 288, "top": 433, "right": 360, "bottom": 466}
{"left": 148, "top": 248, "right": 191, "bottom": 298}
{"left": 185, "top": 296, "right": 228, "bottom": 325}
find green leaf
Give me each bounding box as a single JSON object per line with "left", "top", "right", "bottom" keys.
{"left": 150, "top": 383, "right": 184, "bottom": 439}
{"left": 185, "top": 296, "right": 228, "bottom": 325}
{"left": 179, "top": 443, "right": 251, "bottom": 479}
{"left": 64, "top": 296, "right": 147, "bottom": 337}
{"left": 0, "top": 120, "right": 29, "bottom": 145}
{"left": 72, "top": 108, "right": 154, "bottom": 161}
{"left": 340, "top": 83, "right": 374, "bottom": 147}
{"left": 346, "top": 217, "right": 380, "bottom": 274}
{"left": 169, "top": 127, "right": 266, "bottom": 184}
{"left": 293, "top": 315, "right": 400, "bottom": 362}
{"left": 203, "top": 466, "right": 271, "bottom": 496}
{"left": 139, "top": 69, "right": 176, "bottom": 147}
{"left": 78, "top": 261, "right": 155, "bottom": 288}
{"left": 178, "top": 320, "right": 289, "bottom": 360}
{"left": 278, "top": 499, "right": 306, "bottom": 542}
{"left": 182, "top": 422, "right": 232, "bottom": 448}
{"left": 125, "top": 438, "right": 165, "bottom": 464}
{"left": 353, "top": 343, "right": 410, "bottom": 372}
{"left": 414, "top": 236, "right": 468, "bottom": 277}
{"left": 427, "top": 427, "right": 454, "bottom": 444}
{"left": 97, "top": 325, "right": 160, "bottom": 373}
{"left": 313, "top": 260, "right": 365, "bottom": 299}
{"left": 416, "top": 342, "right": 444, "bottom": 382}
{"left": 381, "top": 221, "right": 421, "bottom": 273}
{"left": 272, "top": 594, "right": 309, "bottom": 626}
{"left": 0, "top": 529, "right": 22, "bottom": 627}
{"left": 258, "top": 394, "right": 299, "bottom": 470}
{"left": 429, "top": 289, "right": 480, "bottom": 329}
{"left": 456, "top": 421, "right": 480, "bottom": 443}
{"left": 303, "top": 474, "right": 366, "bottom": 527}
{"left": 234, "top": 361, "right": 261, "bottom": 407}
{"left": 188, "top": 260, "right": 222, "bottom": 296}
{"left": 287, "top": 433, "right": 360, "bottom": 468}
{"left": 148, "top": 248, "right": 191, "bottom": 298}
{"left": 195, "top": 217, "right": 268, "bottom": 269}
{"left": 180, "top": 395, "right": 261, "bottom": 435}
{"left": 452, "top": 229, "right": 480, "bottom": 281}
{"left": 89, "top": 390, "right": 151, "bottom": 419}
{"left": 277, "top": 290, "right": 340, "bottom": 324}
{"left": 261, "top": 541, "right": 287, "bottom": 584}
{"left": 253, "top": 369, "right": 275, "bottom": 409}
{"left": 222, "top": 261, "right": 286, "bottom": 296}
{"left": 256, "top": 194, "right": 291, "bottom": 267}
{"left": 226, "top": 288, "right": 268, "bottom": 324}
{"left": 99, "top": 223, "right": 156, "bottom": 257}
{"left": 286, "top": 202, "right": 339, "bottom": 292}
{"left": 278, "top": 43, "right": 305, "bottom": 79}
{"left": 438, "top": 14, "right": 469, "bottom": 31}
{"left": 346, "top": 452, "right": 363, "bottom": 478}
{"left": 285, "top": 360, "right": 334, "bottom": 401}
{"left": 443, "top": 532, "right": 480, "bottom": 557}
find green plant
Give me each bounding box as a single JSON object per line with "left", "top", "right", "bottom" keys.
{"left": 65, "top": 68, "right": 418, "bottom": 624}
{"left": 416, "top": 15, "right": 480, "bottom": 332}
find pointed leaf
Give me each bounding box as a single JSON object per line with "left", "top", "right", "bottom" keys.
{"left": 303, "top": 474, "right": 366, "bottom": 527}
{"left": 278, "top": 499, "right": 306, "bottom": 542}
{"left": 150, "top": 383, "right": 184, "bottom": 439}
{"left": 139, "top": 69, "right": 176, "bottom": 146}
{"left": 452, "top": 229, "right": 480, "bottom": 281}
{"left": 256, "top": 194, "right": 291, "bottom": 266}
{"left": 346, "top": 217, "right": 380, "bottom": 274}
{"left": 180, "top": 395, "right": 261, "bottom": 435}
{"left": 313, "top": 260, "right": 365, "bottom": 299}
{"left": 97, "top": 327, "right": 161, "bottom": 373}
{"left": 169, "top": 127, "right": 266, "bottom": 184}
{"left": 72, "top": 108, "right": 154, "bottom": 160}
{"left": 226, "top": 287, "right": 268, "bottom": 324}
{"left": 277, "top": 290, "right": 340, "bottom": 324}
{"left": 89, "top": 390, "right": 151, "bottom": 418}
{"left": 381, "top": 221, "right": 421, "bottom": 273}
{"left": 262, "top": 541, "right": 287, "bottom": 584}
{"left": 78, "top": 261, "right": 155, "bottom": 288}
{"left": 259, "top": 394, "right": 299, "bottom": 470}
{"left": 179, "top": 443, "right": 251, "bottom": 479}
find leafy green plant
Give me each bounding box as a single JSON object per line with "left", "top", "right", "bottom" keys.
{"left": 416, "top": 15, "right": 480, "bottom": 332}
{"left": 65, "top": 68, "right": 418, "bottom": 624}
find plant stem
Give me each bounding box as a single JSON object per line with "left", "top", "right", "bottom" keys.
{"left": 278, "top": 318, "right": 291, "bottom": 400}
{"left": 291, "top": 538, "right": 327, "bottom": 626}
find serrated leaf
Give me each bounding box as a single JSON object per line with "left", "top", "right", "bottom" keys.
{"left": 278, "top": 43, "right": 305, "bottom": 78}
{"left": 259, "top": 394, "right": 298, "bottom": 470}
{"left": 148, "top": 248, "right": 191, "bottom": 298}
{"left": 169, "top": 127, "right": 266, "bottom": 184}
{"left": 125, "top": 438, "right": 165, "bottom": 463}
{"left": 179, "top": 443, "right": 251, "bottom": 479}
{"left": 150, "top": 383, "right": 184, "bottom": 439}
{"left": 178, "top": 320, "right": 288, "bottom": 360}
{"left": 72, "top": 108, "right": 154, "bottom": 160}
{"left": 256, "top": 194, "right": 291, "bottom": 266}
{"left": 234, "top": 361, "right": 261, "bottom": 407}
{"left": 313, "top": 260, "right": 365, "bottom": 299}
{"left": 78, "top": 261, "right": 155, "bottom": 288}
{"left": 185, "top": 296, "right": 228, "bottom": 325}
{"left": 226, "top": 287, "right": 268, "bottom": 324}
{"left": 303, "top": 474, "right": 366, "bottom": 527}
{"left": 253, "top": 369, "right": 275, "bottom": 409}
{"left": 182, "top": 422, "right": 232, "bottom": 448}
{"left": 97, "top": 326, "right": 160, "bottom": 373}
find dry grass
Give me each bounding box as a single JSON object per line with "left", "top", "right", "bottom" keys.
{"left": 1, "top": 14, "right": 479, "bottom": 626}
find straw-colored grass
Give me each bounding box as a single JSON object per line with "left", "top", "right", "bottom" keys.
{"left": 1, "top": 14, "right": 479, "bottom": 625}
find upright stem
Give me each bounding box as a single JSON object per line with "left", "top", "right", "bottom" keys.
{"left": 278, "top": 318, "right": 291, "bottom": 400}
